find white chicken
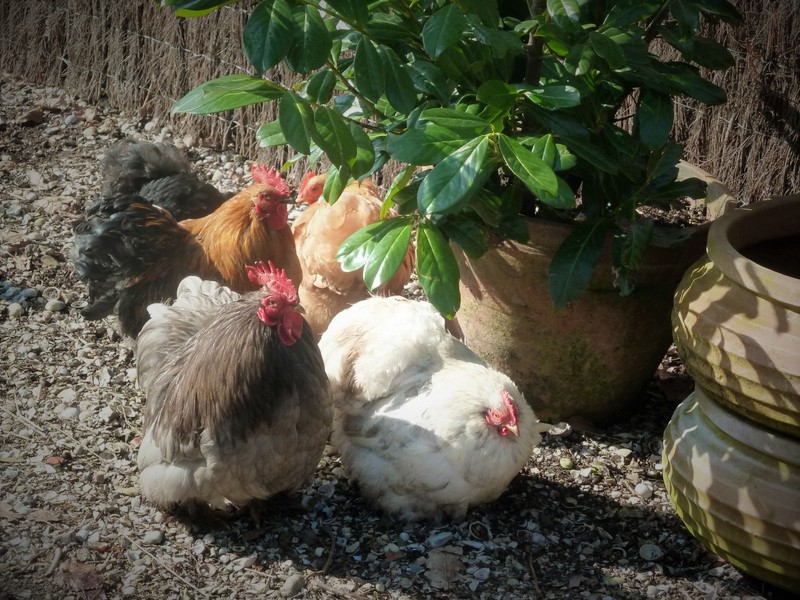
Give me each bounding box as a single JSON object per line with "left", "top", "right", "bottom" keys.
{"left": 318, "top": 296, "right": 550, "bottom": 521}
{"left": 135, "top": 263, "right": 332, "bottom": 516}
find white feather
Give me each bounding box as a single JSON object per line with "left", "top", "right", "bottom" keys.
{"left": 319, "top": 296, "right": 549, "bottom": 521}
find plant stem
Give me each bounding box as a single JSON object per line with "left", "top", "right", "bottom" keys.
{"left": 324, "top": 61, "right": 389, "bottom": 123}
{"left": 644, "top": 0, "right": 672, "bottom": 43}
{"left": 524, "top": 0, "right": 546, "bottom": 86}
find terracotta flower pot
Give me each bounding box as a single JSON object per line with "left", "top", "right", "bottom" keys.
{"left": 453, "top": 219, "right": 710, "bottom": 424}
{"left": 673, "top": 194, "right": 800, "bottom": 437}
{"left": 453, "top": 164, "right": 733, "bottom": 425}
{"left": 662, "top": 387, "right": 800, "bottom": 592}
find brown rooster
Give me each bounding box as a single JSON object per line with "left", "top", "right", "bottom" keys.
{"left": 136, "top": 263, "right": 331, "bottom": 516}
{"left": 291, "top": 172, "right": 415, "bottom": 338}
{"left": 73, "top": 165, "right": 302, "bottom": 338}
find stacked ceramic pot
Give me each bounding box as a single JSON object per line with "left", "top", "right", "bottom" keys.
{"left": 664, "top": 194, "right": 800, "bottom": 592}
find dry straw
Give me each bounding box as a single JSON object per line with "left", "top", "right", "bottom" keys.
{"left": 1, "top": 0, "right": 797, "bottom": 198}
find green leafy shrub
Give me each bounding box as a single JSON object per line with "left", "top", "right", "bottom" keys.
{"left": 164, "top": 0, "right": 741, "bottom": 317}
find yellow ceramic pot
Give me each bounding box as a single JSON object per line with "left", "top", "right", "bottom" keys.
{"left": 673, "top": 194, "right": 800, "bottom": 437}
{"left": 662, "top": 387, "right": 800, "bottom": 592}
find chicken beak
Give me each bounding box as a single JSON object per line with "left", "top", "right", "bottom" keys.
{"left": 280, "top": 191, "right": 298, "bottom": 204}
{"left": 293, "top": 304, "right": 306, "bottom": 314}
{"left": 505, "top": 424, "right": 519, "bottom": 436}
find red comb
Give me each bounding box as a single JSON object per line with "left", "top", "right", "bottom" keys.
{"left": 250, "top": 165, "right": 291, "bottom": 198}
{"left": 299, "top": 171, "right": 316, "bottom": 194}
{"left": 501, "top": 390, "right": 519, "bottom": 425}
{"left": 247, "top": 261, "right": 299, "bottom": 303}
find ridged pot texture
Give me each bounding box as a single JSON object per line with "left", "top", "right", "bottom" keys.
{"left": 672, "top": 194, "right": 800, "bottom": 437}
{"left": 662, "top": 387, "right": 800, "bottom": 592}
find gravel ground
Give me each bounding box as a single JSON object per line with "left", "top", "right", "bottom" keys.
{"left": 0, "top": 74, "right": 795, "bottom": 600}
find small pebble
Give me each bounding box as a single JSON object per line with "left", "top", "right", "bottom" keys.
{"left": 280, "top": 573, "right": 306, "bottom": 598}
{"left": 142, "top": 530, "right": 165, "bottom": 545}
{"left": 427, "top": 531, "right": 453, "bottom": 548}
{"left": 7, "top": 303, "right": 25, "bottom": 318}
{"left": 635, "top": 482, "right": 654, "bottom": 500}
{"left": 45, "top": 299, "right": 66, "bottom": 312}
{"left": 639, "top": 543, "right": 664, "bottom": 561}
{"left": 559, "top": 457, "right": 574, "bottom": 470}
{"left": 58, "top": 407, "right": 79, "bottom": 420}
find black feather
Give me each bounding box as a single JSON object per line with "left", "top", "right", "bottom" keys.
{"left": 71, "top": 193, "right": 217, "bottom": 337}
{"left": 101, "top": 140, "right": 230, "bottom": 220}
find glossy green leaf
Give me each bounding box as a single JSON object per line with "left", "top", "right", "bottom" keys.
{"left": 354, "top": 37, "right": 385, "bottom": 102}
{"left": 379, "top": 46, "right": 418, "bottom": 113}
{"left": 523, "top": 135, "right": 578, "bottom": 171}
{"left": 278, "top": 93, "right": 314, "bottom": 155}
{"left": 286, "top": 5, "right": 331, "bottom": 73}
{"left": 418, "top": 136, "right": 491, "bottom": 215}
{"left": 589, "top": 31, "right": 625, "bottom": 69}
{"left": 696, "top": 0, "right": 742, "bottom": 24}
{"left": 326, "top": 0, "right": 369, "bottom": 25}
{"left": 322, "top": 164, "right": 349, "bottom": 204}
{"left": 671, "top": 0, "right": 700, "bottom": 36}
{"left": 366, "top": 12, "right": 413, "bottom": 42}
{"left": 535, "top": 176, "right": 577, "bottom": 209}
{"left": 442, "top": 218, "right": 489, "bottom": 260}
{"left": 243, "top": 0, "right": 296, "bottom": 72}
{"left": 347, "top": 123, "right": 375, "bottom": 178}
{"left": 422, "top": 4, "right": 467, "bottom": 59}
{"left": 560, "top": 134, "right": 620, "bottom": 173}
{"left": 337, "top": 217, "right": 404, "bottom": 272}
{"left": 612, "top": 218, "right": 654, "bottom": 296}
{"left": 256, "top": 120, "right": 286, "bottom": 147}
{"left": 476, "top": 80, "right": 518, "bottom": 110}
{"left": 547, "top": 0, "right": 584, "bottom": 30}
{"left": 659, "top": 26, "right": 736, "bottom": 70}
{"left": 636, "top": 89, "right": 673, "bottom": 149}
{"left": 418, "top": 108, "right": 493, "bottom": 135}
{"left": 647, "top": 143, "right": 683, "bottom": 188}
{"left": 362, "top": 219, "right": 414, "bottom": 290}
{"left": 548, "top": 218, "right": 607, "bottom": 308}
{"left": 161, "top": 0, "right": 234, "bottom": 17}
{"left": 409, "top": 60, "right": 454, "bottom": 103}
{"left": 387, "top": 125, "right": 467, "bottom": 165}
{"left": 469, "top": 190, "right": 503, "bottom": 227}
{"left": 523, "top": 85, "right": 581, "bottom": 110}
{"left": 658, "top": 63, "right": 727, "bottom": 105}
{"left": 416, "top": 221, "right": 461, "bottom": 318}
{"left": 305, "top": 68, "right": 337, "bottom": 103}
{"left": 311, "top": 106, "right": 357, "bottom": 167}
{"left": 565, "top": 42, "right": 595, "bottom": 75}
{"left": 602, "top": 3, "right": 659, "bottom": 28}
{"left": 530, "top": 134, "right": 558, "bottom": 168}
{"left": 498, "top": 134, "right": 559, "bottom": 197}
{"left": 171, "top": 75, "right": 284, "bottom": 114}
{"left": 472, "top": 24, "right": 525, "bottom": 58}
{"left": 383, "top": 165, "right": 417, "bottom": 217}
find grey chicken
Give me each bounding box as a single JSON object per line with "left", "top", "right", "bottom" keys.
{"left": 136, "top": 263, "right": 331, "bottom": 516}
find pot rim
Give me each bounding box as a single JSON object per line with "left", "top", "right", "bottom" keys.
{"left": 706, "top": 194, "right": 800, "bottom": 309}
{"left": 693, "top": 387, "right": 800, "bottom": 465}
